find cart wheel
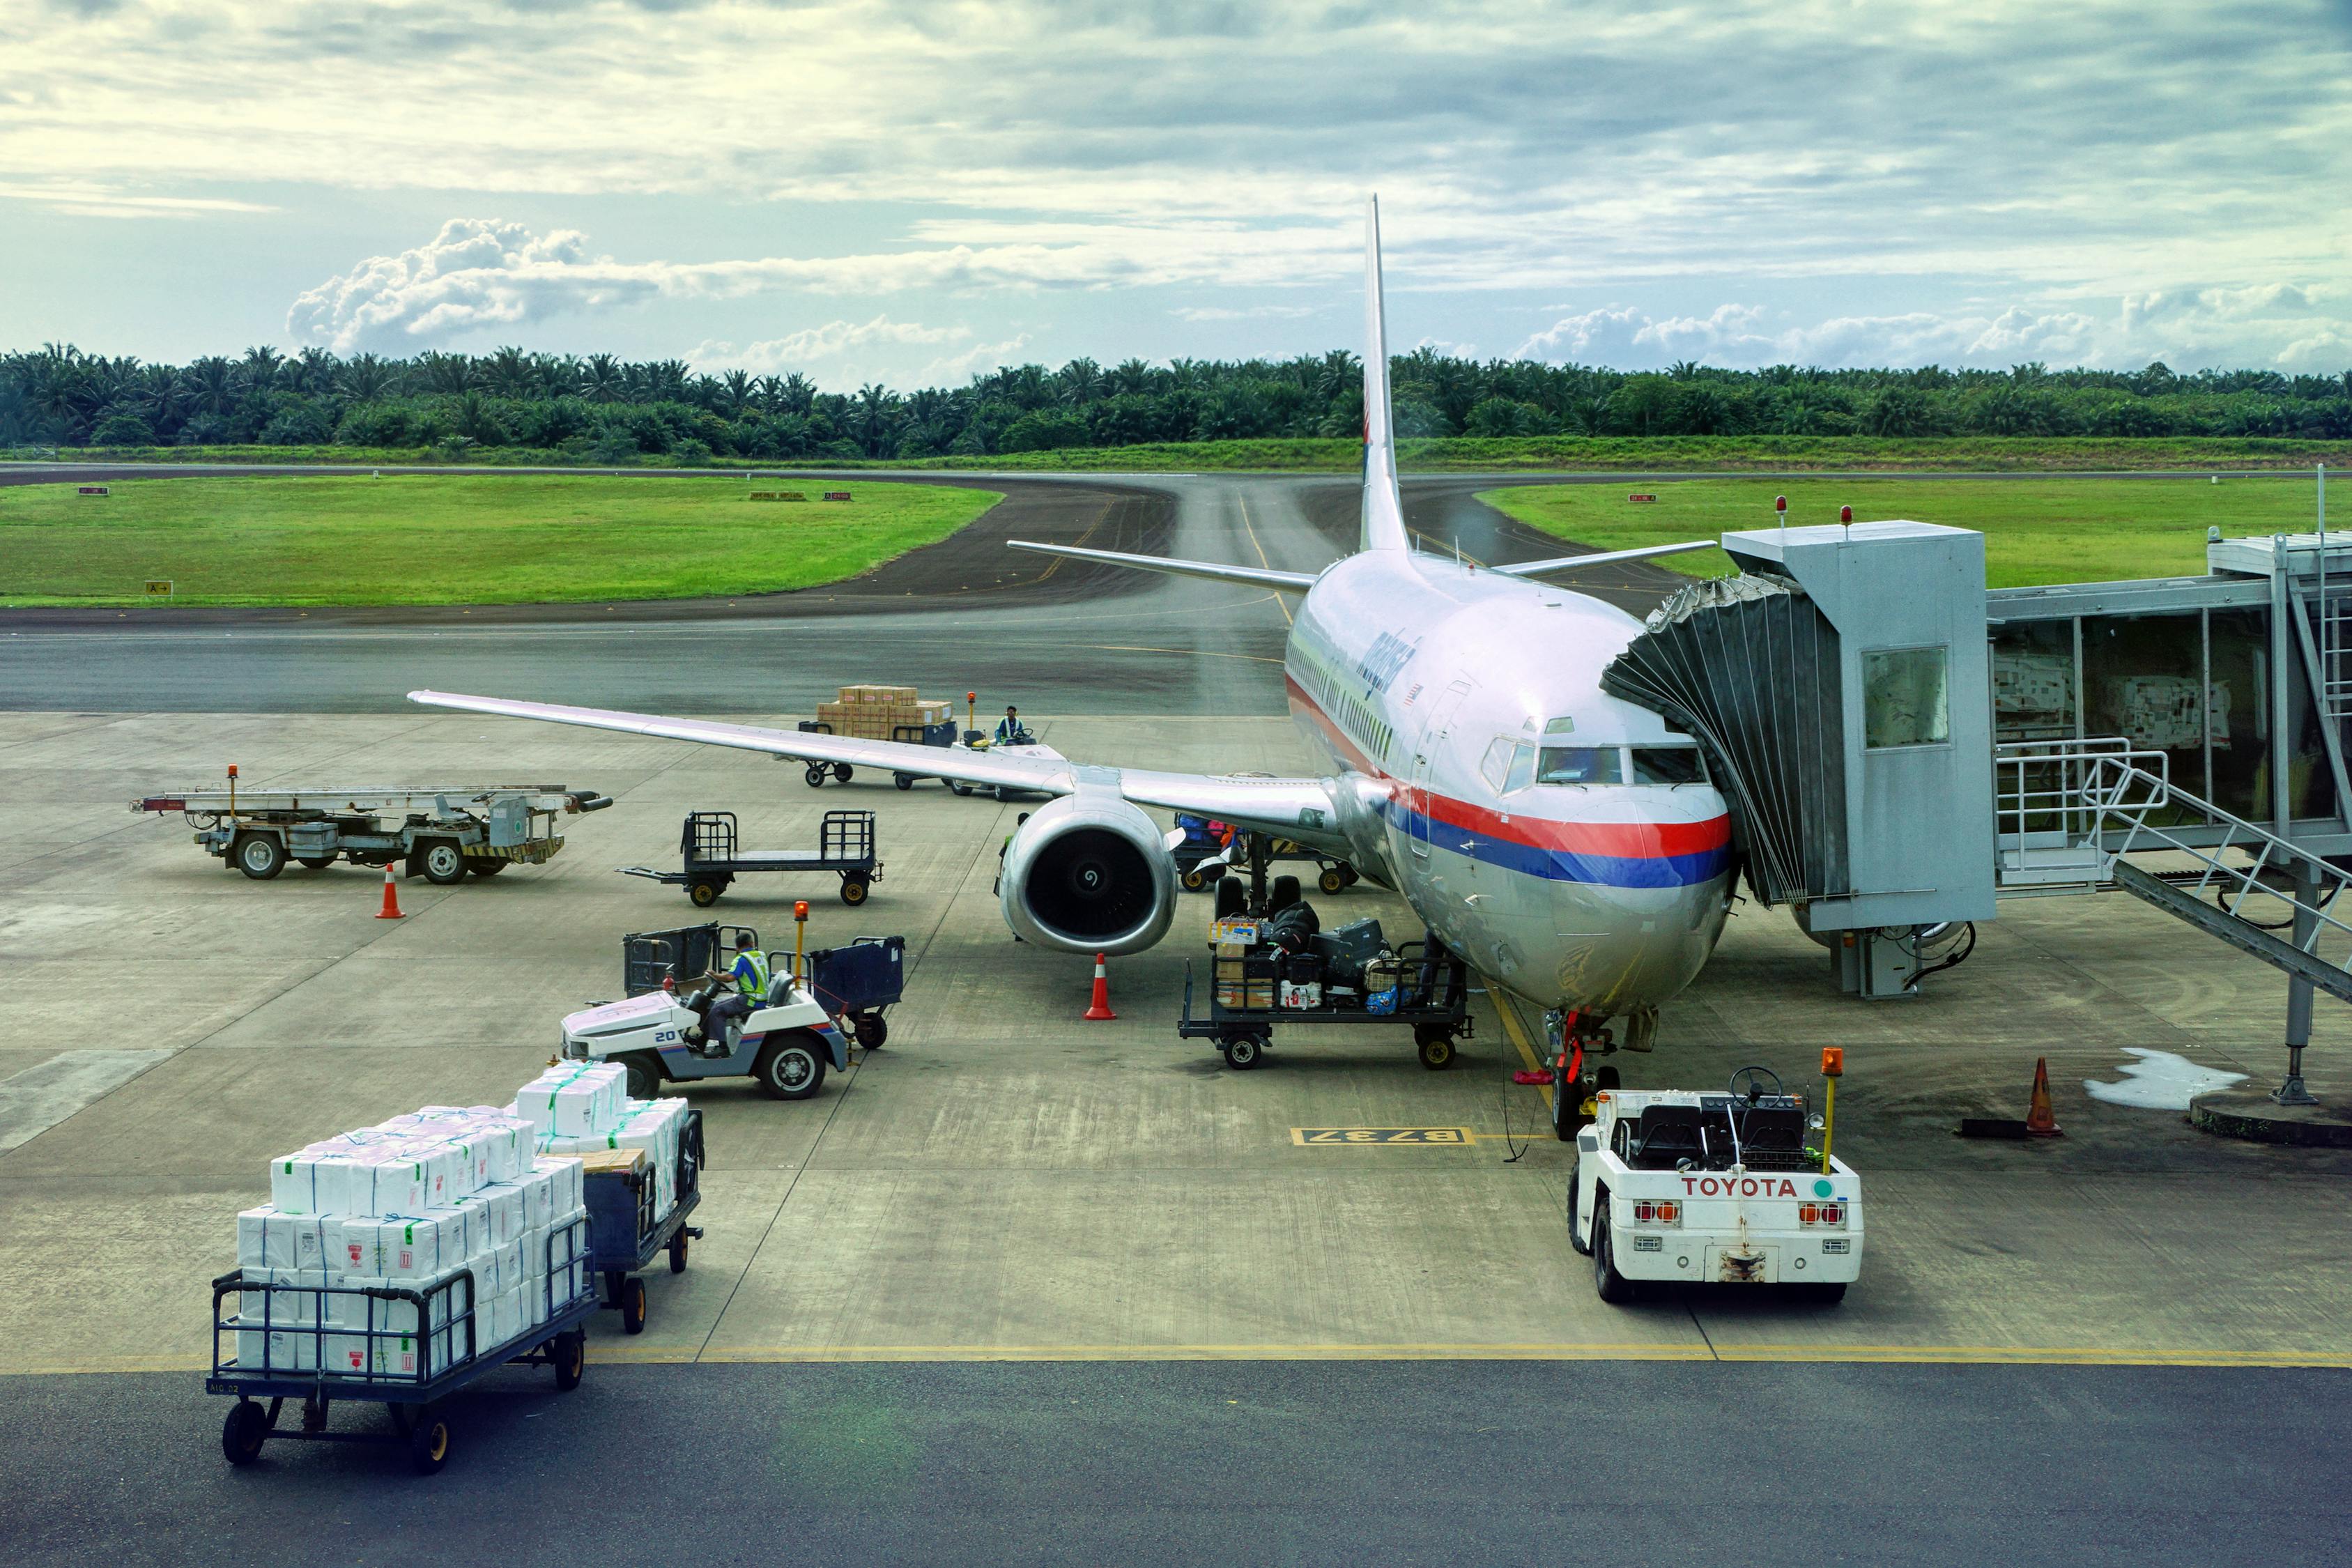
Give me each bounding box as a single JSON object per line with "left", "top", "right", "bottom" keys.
{"left": 220, "top": 1399, "right": 270, "bottom": 1466}
{"left": 854, "top": 1013, "right": 888, "bottom": 1050}
{"left": 233, "top": 833, "right": 286, "bottom": 881}
{"left": 670, "top": 1232, "right": 690, "bottom": 1274}
{"left": 753, "top": 1033, "right": 827, "bottom": 1100}
{"left": 1222, "top": 1033, "right": 1263, "bottom": 1070}
{"left": 894, "top": 773, "right": 914, "bottom": 791}
{"left": 418, "top": 840, "right": 467, "bottom": 885}
{"left": 840, "top": 875, "right": 869, "bottom": 907}
{"left": 1340, "top": 863, "right": 1360, "bottom": 886}
{"left": 804, "top": 763, "right": 827, "bottom": 788}
{"left": 408, "top": 1411, "right": 452, "bottom": 1475}
{"left": 689, "top": 879, "right": 721, "bottom": 907}
{"left": 833, "top": 762, "right": 853, "bottom": 783}
{"left": 1181, "top": 867, "right": 1206, "bottom": 891}
{"left": 553, "top": 1329, "right": 585, "bottom": 1391}
{"left": 296, "top": 855, "right": 336, "bottom": 872}
{"left": 620, "top": 1276, "right": 648, "bottom": 1335}
{"left": 1415, "top": 1027, "right": 1456, "bottom": 1071}
{"left": 467, "top": 860, "right": 507, "bottom": 877}
{"left": 948, "top": 781, "right": 971, "bottom": 797}
{"left": 1319, "top": 866, "right": 1346, "bottom": 896}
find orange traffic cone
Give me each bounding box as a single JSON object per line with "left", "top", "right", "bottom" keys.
{"left": 1084, "top": 953, "right": 1117, "bottom": 1020}
{"left": 375, "top": 864, "right": 404, "bottom": 920}
{"left": 2024, "top": 1056, "right": 2062, "bottom": 1138}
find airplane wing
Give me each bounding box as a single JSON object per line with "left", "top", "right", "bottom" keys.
{"left": 1489, "top": 539, "right": 1719, "bottom": 579}
{"left": 1004, "top": 540, "right": 1317, "bottom": 592}
{"left": 406, "top": 691, "right": 1350, "bottom": 847}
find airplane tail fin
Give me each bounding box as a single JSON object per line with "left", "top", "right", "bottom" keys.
{"left": 1359, "top": 196, "right": 1409, "bottom": 553}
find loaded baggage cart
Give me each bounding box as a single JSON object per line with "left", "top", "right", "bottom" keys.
{"left": 797, "top": 684, "right": 958, "bottom": 787}
{"left": 208, "top": 1102, "right": 600, "bottom": 1475}
{"left": 576, "top": 1105, "right": 705, "bottom": 1335}
{"left": 134, "top": 771, "right": 613, "bottom": 883}
{"left": 1177, "top": 914, "right": 1473, "bottom": 1071}
{"left": 619, "top": 808, "right": 880, "bottom": 907}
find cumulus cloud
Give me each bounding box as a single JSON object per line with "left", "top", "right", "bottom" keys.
{"left": 688, "top": 317, "right": 969, "bottom": 374}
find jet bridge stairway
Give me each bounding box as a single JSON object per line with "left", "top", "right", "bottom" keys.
{"left": 1996, "top": 738, "right": 2352, "bottom": 1102}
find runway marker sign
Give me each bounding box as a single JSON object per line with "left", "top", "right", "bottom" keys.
{"left": 143, "top": 579, "right": 172, "bottom": 599}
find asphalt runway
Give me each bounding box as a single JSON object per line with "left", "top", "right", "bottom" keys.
{"left": 9, "top": 1362, "right": 2344, "bottom": 1567}
{"left": 0, "top": 470, "right": 1680, "bottom": 713}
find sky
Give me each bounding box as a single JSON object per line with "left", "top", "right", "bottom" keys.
{"left": 2, "top": 0, "right": 2349, "bottom": 389}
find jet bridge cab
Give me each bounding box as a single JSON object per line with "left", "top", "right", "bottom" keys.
{"left": 1570, "top": 1067, "right": 1861, "bottom": 1304}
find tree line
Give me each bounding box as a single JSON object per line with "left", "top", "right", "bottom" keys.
{"left": 4, "top": 341, "right": 2350, "bottom": 460}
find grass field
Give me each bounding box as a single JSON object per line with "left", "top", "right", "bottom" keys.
{"left": 15, "top": 433, "right": 2352, "bottom": 473}
{"left": 1477, "top": 475, "right": 2331, "bottom": 587}
{"left": 0, "top": 475, "right": 1001, "bottom": 607}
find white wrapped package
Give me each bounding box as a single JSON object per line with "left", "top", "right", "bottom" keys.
{"left": 519, "top": 1222, "right": 549, "bottom": 1281}
{"left": 492, "top": 1237, "right": 525, "bottom": 1298}
{"left": 532, "top": 1154, "right": 584, "bottom": 1217}
{"left": 235, "top": 1268, "right": 322, "bottom": 1327}
{"left": 487, "top": 1287, "right": 522, "bottom": 1348}
{"left": 518, "top": 1165, "right": 553, "bottom": 1231}
{"left": 516, "top": 1063, "right": 626, "bottom": 1138}
{"left": 233, "top": 1327, "right": 317, "bottom": 1372}
{"left": 475, "top": 1181, "right": 526, "bottom": 1248}
{"left": 268, "top": 1151, "right": 332, "bottom": 1214}
{"left": 341, "top": 1214, "right": 456, "bottom": 1282}
{"left": 236, "top": 1206, "right": 324, "bottom": 1272}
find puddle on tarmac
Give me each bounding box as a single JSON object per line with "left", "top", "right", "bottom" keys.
{"left": 2084, "top": 1047, "right": 2248, "bottom": 1109}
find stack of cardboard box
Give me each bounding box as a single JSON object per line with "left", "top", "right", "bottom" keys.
{"left": 811, "top": 685, "right": 955, "bottom": 741}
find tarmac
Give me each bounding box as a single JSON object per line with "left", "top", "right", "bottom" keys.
{"left": 3, "top": 468, "right": 2348, "bottom": 1557}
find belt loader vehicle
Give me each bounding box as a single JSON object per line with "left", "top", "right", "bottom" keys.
{"left": 1569, "top": 1065, "right": 1861, "bottom": 1305}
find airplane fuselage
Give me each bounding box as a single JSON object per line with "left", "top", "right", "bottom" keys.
{"left": 1282, "top": 549, "right": 1735, "bottom": 1020}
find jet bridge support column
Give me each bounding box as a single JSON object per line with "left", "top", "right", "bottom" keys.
{"left": 2279, "top": 859, "right": 2323, "bottom": 1107}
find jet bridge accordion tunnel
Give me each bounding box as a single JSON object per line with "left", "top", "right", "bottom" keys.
{"left": 1599, "top": 521, "right": 1997, "bottom": 999}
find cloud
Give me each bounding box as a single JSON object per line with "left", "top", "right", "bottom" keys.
{"left": 0, "top": 180, "right": 275, "bottom": 218}
{"left": 1170, "top": 303, "right": 1320, "bottom": 321}
{"left": 688, "top": 316, "right": 969, "bottom": 374}
{"left": 288, "top": 217, "right": 1358, "bottom": 351}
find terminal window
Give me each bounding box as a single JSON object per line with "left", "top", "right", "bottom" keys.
{"left": 1863, "top": 646, "right": 1950, "bottom": 749}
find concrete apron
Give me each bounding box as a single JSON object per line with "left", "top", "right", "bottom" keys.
{"left": 1, "top": 712, "right": 2347, "bottom": 1374}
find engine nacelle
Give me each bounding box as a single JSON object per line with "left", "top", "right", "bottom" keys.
{"left": 999, "top": 792, "right": 1178, "bottom": 955}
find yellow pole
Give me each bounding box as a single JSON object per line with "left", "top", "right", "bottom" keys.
{"left": 793, "top": 899, "right": 809, "bottom": 985}
{"left": 1819, "top": 1047, "right": 1844, "bottom": 1175}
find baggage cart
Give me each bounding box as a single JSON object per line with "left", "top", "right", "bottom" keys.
{"left": 134, "top": 776, "right": 613, "bottom": 883}
{"left": 583, "top": 1106, "right": 706, "bottom": 1335}
{"left": 618, "top": 809, "right": 881, "bottom": 907}
{"left": 1175, "top": 822, "right": 1358, "bottom": 895}
{"left": 794, "top": 718, "right": 960, "bottom": 789}
{"left": 1177, "top": 930, "right": 1472, "bottom": 1071}
{"left": 803, "top": 934, "right": 907, "bottom": 1048}
{"left": 206, "top": 1213, "right": 596, "bottom": 1475}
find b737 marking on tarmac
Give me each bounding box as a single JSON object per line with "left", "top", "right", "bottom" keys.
{"left": 1291, "top": 1126, "right": 1480, "bottom": 1145}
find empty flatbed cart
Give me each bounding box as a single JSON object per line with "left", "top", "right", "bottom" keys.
{"left": 134, "top": 776, "right": 613, "bottom": 883}
{"left": 620, "top": 809, "right": 882, "bottom": 906}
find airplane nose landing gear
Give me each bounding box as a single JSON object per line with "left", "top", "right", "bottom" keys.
{"left": 1546, "top": 1008, "right": 1622, "bottom": 1141}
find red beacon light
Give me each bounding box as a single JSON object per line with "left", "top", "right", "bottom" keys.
{"left": 1840, "top": 505, "right": 1854, "bottom": 523}
{"left": 1774, "top": 495, "right": 1787, "bottom": 515}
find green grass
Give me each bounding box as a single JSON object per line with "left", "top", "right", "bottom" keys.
{"left": 15, "top": 433, "right": 2352, "bottom": 474}
{"left": 1477, "top": 475, "right": 2332, "bottom": 588}
{"left": 0, "top": 475, "right": 1000, "bottom": 607}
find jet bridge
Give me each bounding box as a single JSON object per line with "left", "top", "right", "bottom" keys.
{"left": 1599, "top": 474, "right": 2348, "bottom": 1119}
{"left": 1601, "top": 521, "right": 1995, "bottom": 1001}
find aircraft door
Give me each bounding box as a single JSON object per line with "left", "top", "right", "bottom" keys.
{"left": 1407, "top": 679, "right": 1475, "bottom": 861}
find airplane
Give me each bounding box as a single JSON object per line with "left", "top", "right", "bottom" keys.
{"left": 410, "top": 198, "right": 1735, "bottom": 1072}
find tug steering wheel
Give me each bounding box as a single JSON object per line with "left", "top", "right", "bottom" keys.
{"left": 1728, "top": 1065, "right": 1784, "bottom": 1103}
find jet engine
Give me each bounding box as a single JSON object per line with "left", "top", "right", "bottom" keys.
{"left": 999, "top": 792, "right": 1178, "bottom": 955}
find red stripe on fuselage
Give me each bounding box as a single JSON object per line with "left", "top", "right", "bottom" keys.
{"left": 1282, "top": 672, "right": 1730, "bottom": 858}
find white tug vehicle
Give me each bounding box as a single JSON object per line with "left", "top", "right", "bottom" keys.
{"left": 1570, "top": 1059, "right": 1861, "bottom": 1304}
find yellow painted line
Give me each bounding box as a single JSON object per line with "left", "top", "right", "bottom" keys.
{"left": 14, "top": 1343, "right": 2352, "bottom": 1374}
{"left": 1237, "top": 498, "right": 1295, "bottom": 627}
{"left": 1484, "top": 985, "right": 1555, "bottom": 1111}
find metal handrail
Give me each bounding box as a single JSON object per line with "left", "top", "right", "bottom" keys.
{"left": 1994, "top": 737, "right": 2352, "bottom": 953}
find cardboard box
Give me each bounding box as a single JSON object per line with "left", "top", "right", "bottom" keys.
{"left": 1243, "top": 981, "right": 1276, "bottom": 1009}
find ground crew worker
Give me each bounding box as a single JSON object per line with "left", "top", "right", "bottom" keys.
{"left": 995, "top": 705, "right": 1026, "bottom": 745}
{"left": 730, "top": 942, "right": 773, "bottom": 1004}
{"left": 698, "top": 942, "right": 769, "bottom": 1056}
{"left": 994, "top": 813, "right": 1031, "bottom": 898}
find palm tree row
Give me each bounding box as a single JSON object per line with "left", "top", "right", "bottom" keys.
{"left": 4, "top": 341, "right": 2349, "bottom": 459}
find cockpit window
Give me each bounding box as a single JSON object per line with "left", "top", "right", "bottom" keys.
{"left": 1479, "top": 737, "right": 1512, "bottom": 792}
{"left": 1505, "top": 743, "right": 1537, "bottom": 793}
{"left": 1630, "top": 746, "right": 1707, "bottom": 785}
{"left": 1536, "top": 746, "right": 1622, "bottom": 786}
